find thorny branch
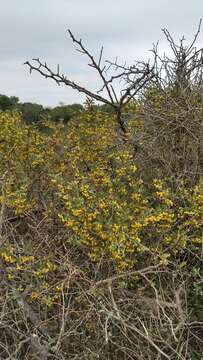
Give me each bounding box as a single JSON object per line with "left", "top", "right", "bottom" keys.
{"left": 25, "top": 29, "right": 155, "bottom": 133}
{"left": 152, "top": 19, "right": 203, "bottom": 89}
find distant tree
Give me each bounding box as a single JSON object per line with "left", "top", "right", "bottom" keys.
{"left": 20, "top": 102, "right": 44, "bottom": 124}
{"left": 68, "top": 103, "right": 83, "bottom": 112}
{"left": 0, "top": 94, "right": 19, "bottom": 111}
{"left": 50, "top": 103, "right": 83, "bottom": 123}
{"left": 97, "top": 103, "right": 114, "bottom": 113}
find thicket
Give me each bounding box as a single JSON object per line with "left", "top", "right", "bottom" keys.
{"left": 0, "top": 24, "right": 202, "bottom": 359}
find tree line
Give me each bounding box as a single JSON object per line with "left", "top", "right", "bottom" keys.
{"left": 0, "top": 93, "right": 114, "bottom": 124}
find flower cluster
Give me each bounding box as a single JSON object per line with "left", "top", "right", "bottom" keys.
{"left": 0, "top": 110, "right": 202, "bottom": 276}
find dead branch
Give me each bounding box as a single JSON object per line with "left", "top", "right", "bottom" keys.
{"left": 25, "top": 29, "right": 154, "bottom": 133}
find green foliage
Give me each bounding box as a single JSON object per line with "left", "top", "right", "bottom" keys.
{"left": 1, "top": 24, "right": 202, "bottom": 358}
{"left": 0, "top": 94, "right": 19, "bottom": 111}
{"left": 19, "top": 102, "right": 45, "bottom": 124}
{"left": 50, "top": 103, "right": 83, "bottom": 123}
{"left": 0, "top": 110, "right": 202, "bottom": 271}
{"left": 0, "top": 103, "right": 202, "bottom": 359}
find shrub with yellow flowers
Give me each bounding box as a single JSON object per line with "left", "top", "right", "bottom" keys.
{"left": 0, "top": 242, "right": 68, "bottom": 307}
{"left": 52, "top": 110, "right": 202, "bottom": 269}
{"left": 0, "top": 109, "right": 202, "bottom": 275}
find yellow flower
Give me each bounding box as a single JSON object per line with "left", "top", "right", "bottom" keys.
{"left": 7, "top": 273, "right": 14, "bottom": 280}
{"left": 72, "top": 209, "right": 83, "bottom": 217}
{"left": 153, "top": 179, "right": 163, "bottom": 190}
{"left": 131, "top": 193, "right": 142, "bottom": 201}
{"left": 16, "top": 264, "right": 24, "bottom": 271}
{"left": 131, "top": 222, "right": 142, "bottom": 231}
{"left": 19, "top": 255, "right": 34, "bottom": 263}
{"left": 30, "top": 291, "right": 40, "bottom": 301}
{"left": 0, "top": 252, "right": 15, "bottom": 263}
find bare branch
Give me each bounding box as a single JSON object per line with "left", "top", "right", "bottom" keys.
{"left": 25, "top": 29, "right": 155, "bottom": 133}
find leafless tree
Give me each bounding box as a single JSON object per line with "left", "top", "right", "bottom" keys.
{"left": 25, "top": 29, "right": 155, "bottom": 133}
{"left": 150, "top": 19, "right": 203, "bottom": 92}
{"left": 133, "top": 20, "right": 203, "bottom": 184}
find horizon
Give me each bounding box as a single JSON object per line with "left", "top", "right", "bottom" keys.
{"left": 0, "top": 0, "right": 202, "bottom": 106}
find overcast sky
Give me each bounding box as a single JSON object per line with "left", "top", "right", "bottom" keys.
{"left": 0, "top": 0, "right": 202, "bottom": 107}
